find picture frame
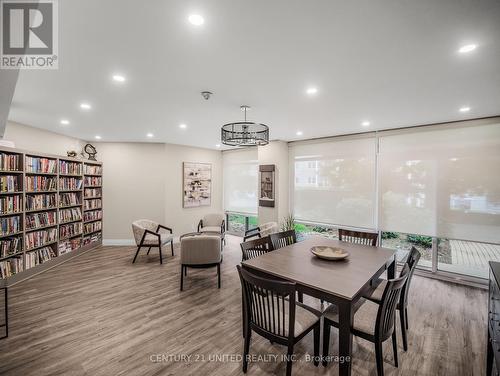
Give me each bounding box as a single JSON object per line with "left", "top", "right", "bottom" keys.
{"left": 259, "top": 164, "right": 275, "bottom": 207}
{"left": 183, "top": 162, "right": 212, "bottom": 208}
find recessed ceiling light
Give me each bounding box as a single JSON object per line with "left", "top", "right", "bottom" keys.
{"left": 296, "top": 131, "right": 303, "bottom": 136}
{"left": 60, "top": 119, "right": 70, "bottom": 125}
{"left": 215, "top": 144, "right": 221, "bottom": 148}
{"left": 179, "top": 123, "right": 187, "bottom": 129}
{"left": 362, "top": 121, "right": 370, "bottom": 127}
{"left": 80, "top": 103, "right": 91, "bottom": 110}
{"left": 459, "top": 106, "right": 470, "bottom": 112}
{"left": 458, "top": 44, "right": 477, "bottom": 53}
{"left": 95, "top": 135, "right": 101, "bottom": 140}
{"left": 112, "top": 74, "right": 126, "bottom": 82}
{"left": 188, "top": 14, "right": 204, "bottom": 26}
{"left": 146, "top": 133, "right": 154, "bottom": 138}
{"left": 306, "top": 87, "right": 318, "bottom": 95}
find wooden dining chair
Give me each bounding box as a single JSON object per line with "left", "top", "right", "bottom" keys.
{"left": 270, "top": 229, "right": 297, "bottom": 250}
{"left": 240, "top": 236, "right": 274, "bottom": 261}
{"left": 322, "top": 264, "right": 410, "bottom": 376}
{"left": 364, "top": 247, "right": 421, "bottom": 351}
{"left": 338, "top": 228, "right": 378, "bottom": 246}
{"left": 237, "top": 265, "right": 321, "bottom": 376}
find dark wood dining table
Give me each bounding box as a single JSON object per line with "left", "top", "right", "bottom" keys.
{"left": 241, "top": 236, "right": 396, "bottom": 376}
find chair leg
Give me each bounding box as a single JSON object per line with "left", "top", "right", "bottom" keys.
{"left": 392, "top": 330, "right": 399, "bottom": 367}
{"left": 217, "top": 263, "right": 221, "bottom": 288}
{"left": 180, "top": 265, "right": 184, "bottom": 291}
{"left": 405, "top": 308, "right": 409, "bottom": 330}
{"left": 286, "top": 343, "right": 294, "bottom": 376}
{"left": 313, "top": 323, "right": 320, "bottom": 366}
{"left": 374, "top": 341, "right": 384, "bottom": 376}
{"left": 184, "top": 266, "right": 187, "bottom": 276}
{"left": 322, "top": 321, "right": 331, "bottom": 366}
{"left": 147, "top": 247, "right": 151, "bottom": 255}
{"left": 170, "top": 240, "right": 174, "bottom": 256}
{"left": 159, "top": 244, "right": 163, "bottom": 264}
{"left": 297, "top": 291, "right": 303, "bottom": 303}
{"left": 243, "top": 326, "right": 251, "bottom": 373}
{"left": 132, "top": 246, "right": 141, "bottom": 263}
{"left": 400, "top": 307, "right": 408, "bottom": 351}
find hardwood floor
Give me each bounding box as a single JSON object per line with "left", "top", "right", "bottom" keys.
{"left": 0, "top": 235, "right": 487, "bottom": 375}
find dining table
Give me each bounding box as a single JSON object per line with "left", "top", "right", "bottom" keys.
{"left": 241, "top": 236, "right": 396, "bottom": 376}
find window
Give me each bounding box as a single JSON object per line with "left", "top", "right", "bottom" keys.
{"left": 223, "top": 149, "right": 258, "bottom": 214}
{"left": 381, "top": 232, "right": 432, "bottom": 269}
{"left": 227, "top": 213, "right": 258, "bottom": 236}
{"left": 290, "top": 136, "right": 377, "bottom": 229}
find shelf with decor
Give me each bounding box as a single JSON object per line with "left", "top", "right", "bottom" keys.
{"left": 0, "top": 146, "right": 103, "bottom": 285}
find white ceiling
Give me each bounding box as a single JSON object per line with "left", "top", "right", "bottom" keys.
{"left": 7, "top": 0, "right": 500, "bottom": 149}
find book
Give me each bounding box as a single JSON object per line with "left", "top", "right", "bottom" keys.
{"left": 0, "top": 215, "right": 21, "bottom": 236}
{"left": 84, "top": 198, "right": 101, "bottom": 211}
{"left": 25, "top": 228, "right": 57, "bottom": 250}
{"left": 25, "top": 156, "right": 57, "bottom": 173}
{"left": 84, "top": 164, "right": 102, "bottom": 175}
{"left": 26, "top": 175, "right": 57, "bottom": 192}
{"left": 59, "top": 160, "right": 82, "bottom": 175}
{"left": 0, "top": 236, "right": 22, "bottom": 258}
{"left": 59, "top": 192, "right": 81, "bottom": 207}
{"left": 0, "top": 175, "right": 21, "bottom": 193}
{"left": 84, "top": 176, "right": 102, "bottom": 187}
{"left": 0, "top": 195, "right": 22, "bottom": 214}
{"left": 0, "top": 153, "right": 21, "bottom": 171}
{"left": 84, "top": 210, "right": 102, "bottom": 222}
{"left": 59, "top": 207, "right": 82, "bottom": 223}
{"left": 59, "top": 177, "right": 83, "bottom": 190}
{"left": 0, "top": 256, "right": 23, "bottom": 278}
{"left": 26, "top": 193, "right": 57, "bottom": 211}
{"left": 26, "top": 211, "right": 57, "bottom": 230}
{"left": 25, "top": 246, "right": 56, "bottom": 269}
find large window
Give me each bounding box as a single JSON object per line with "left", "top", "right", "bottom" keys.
{"left": 290, "top": 135, "right": 377, "bottom": 229}
{"left": 223, "top": 149, "right": 258, "bottom": 215}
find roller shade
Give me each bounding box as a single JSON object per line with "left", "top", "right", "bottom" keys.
{"left": 223, "top": 149, "right": 258, "bottom": 214}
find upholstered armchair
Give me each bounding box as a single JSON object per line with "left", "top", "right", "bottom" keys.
{"left": 180, "top": 233, "right": 222, "bottom": 290}
{"left": 243, "top": 221, "right": 279, "bottom": 241}
{"left": 197, "top": 213, "right": 225, "bottom": 243}
{"left": 131, "top": 219, "right": 174, "bottom": 264}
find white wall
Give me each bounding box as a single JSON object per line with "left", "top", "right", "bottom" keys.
{"left": 3, "top": 121, "right": 83, "bottom": 155}
{"left": 257, "top": 141, "right": 289, "bottom": 226}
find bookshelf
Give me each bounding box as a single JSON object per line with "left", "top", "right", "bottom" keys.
{"left": 0, "top": 146, "right": 103, "bottom": 285}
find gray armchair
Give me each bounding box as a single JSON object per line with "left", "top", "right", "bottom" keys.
{"left": 197, "top": 213, "right": 225, "bottom": 244}
{"left": 131, "top": 219, "right": 174, "bottom": 264}
{"left": 180, "top": 233, "right": 222, "bottom": 291}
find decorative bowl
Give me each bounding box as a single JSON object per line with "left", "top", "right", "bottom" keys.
{"left": 310, "top": 246, "right": 349, "bottom": 261}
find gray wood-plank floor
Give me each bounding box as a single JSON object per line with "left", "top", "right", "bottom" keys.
{"left": 0, "top": 235, "right": 487, "bottom": 376}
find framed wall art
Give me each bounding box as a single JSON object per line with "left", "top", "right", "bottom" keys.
{"left": 259, "top": 164, "right": 275, "bottom": 207}
{"left": 183, "top": 162, "right": 212, "bottom": 208}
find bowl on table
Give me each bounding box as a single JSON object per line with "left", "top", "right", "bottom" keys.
{"left": 310, "top": 246, "right": 349, "bottom": 261}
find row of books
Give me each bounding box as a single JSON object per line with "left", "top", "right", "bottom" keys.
{"left": 26, "top": 193, "right": 57, "bottom": 211}
{"left": 59, "top": 222, "right": 83, "bottom": 239}
{"left": 59, "top": 177, "right": 83, "bottom": 190}
{"left": 26, "top": 211, "right": 57, "bottom": 230}
{"left": 59, "top": 237, "right": 81, "bottom": 255}
{"left": 84, "top": 199, "right": 101, "bottom": 210}
{"left": 25, "top": 228, "right": 57, "bottom": 250}
{"left": 84, "top": 176, "right": 102, "bottom": 186}
{"left": 26, "top": 176, "right": 57, "bottom": 192}
{"left": 0, "top": 175, "right": 21, "bottom": 193}
{"left": 25, "top": 246, "right": 56, "bottom": 270}
{"left": 84, "top": 221, "right": 102, "bottom": 234}
{"left": 84, "top": 188, "right": 101, "bottom": 198}
{"left": 25, "top": 156, "right": 57, "bottom": 174}
{"left": 59, "top": 192, "right": 81, "bottom": 207}
{"left": 0, "top": 153, "right": 21, "bottom": 171}
{"left": 84, "top": 165, "right": 102, "bottom": 175}
{"left": 59, "top": 207, "right": 82, "bottom": 223}
{"left": 59, "top": 161, "right": 82, "bottom": 175}
{"left": 84, "top": 210, "right": 102, "bottom": 222}
{"left": 0, "top": 256, "right": 23, "bottom": 278}
{"left": 83, "top": 231, "right": 101, "bottom": 246}
{"left": 0, "top": 215, "right": 21, "bottom": 236}
{"left": 0, "top": 195, "right": 22, "bottom": 214}
{"left": 0, "top": 236, "right": 22, "bottom": 257}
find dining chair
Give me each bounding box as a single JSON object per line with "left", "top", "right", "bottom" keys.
{"left": 240, "top": 236, "right": 274, "bottom": 261}
{"left": 243, "top": 222, "right": 279, "bottom": 241}
{"left": 338, "top": 228, "right": 378, "bottom": 246}
{"left": 237, "top": 265, "right": 321, "bottom": 376}
{"left": 322, "top": 264, "right": 410, "bottom": 376}
{"left": 364, "top": 247, "right": 421, "bottom": 351}
{"left": 270, "top": 229, "right": 297, "bottom": 250}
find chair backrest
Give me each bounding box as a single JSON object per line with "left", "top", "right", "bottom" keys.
{"left": 132, "top": 219, "right": 158, "bottom": 245}
{"left": 202, "top": 213, "right": 224, "bottom": 227}
{"left": 240, "top": 236, "right": 274, "bottom": 261}
{"left": 270, "top": 229, "right": 297, "bottom": 250}
{"left": 237, "top": 265, "right": 296, "bottom": 340}
{"left": 259, "top": 222, "right": 279, "bottom": 237}
{"left": 338, "top": 229, "right": 378, "bottom": 246}
{"left": 180, "top": 234, "right": 221, "bottom": 265}
{"left": 375, "top": 264, "right": 410, "bottom": 341}
{"left": 243, "top": 227, "right": 261, "bottom": 241}
{"left": 399, "top": 247, "right": 421, "bottom": 309}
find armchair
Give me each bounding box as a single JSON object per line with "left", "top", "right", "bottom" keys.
{"left": 197, "top": 213, "right": 225, "bottom": 244}
{"left": 131, "top": 219, "right": 174, "bottom": 264}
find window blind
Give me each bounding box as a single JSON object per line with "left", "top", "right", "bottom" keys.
{"left": 290, "top": 136, "right": 377, "bottom": 229}
{"left": 378, "top": 122, "right": 500, "bottom": 243}
{"left": 223, "top": 149, "right": 258, "bottom": 215}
